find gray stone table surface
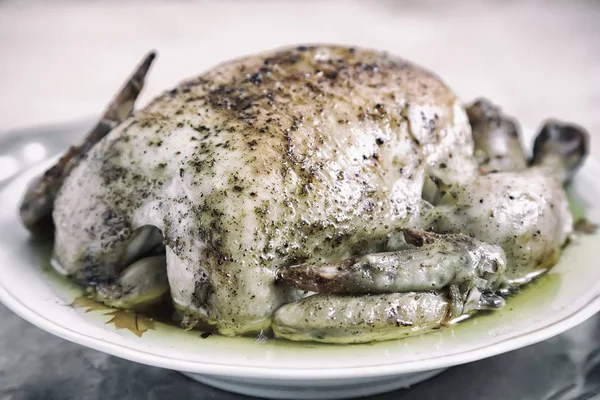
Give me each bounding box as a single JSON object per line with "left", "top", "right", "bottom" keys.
{"left": 2, "top": 303, "right": 599, "bottom": 400}
{"left": 1, "top": 0, "right": 600, "bottom": 399}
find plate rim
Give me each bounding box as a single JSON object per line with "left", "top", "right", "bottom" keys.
{"left": 2, "top": 279, "right": 600, "bottom": 379}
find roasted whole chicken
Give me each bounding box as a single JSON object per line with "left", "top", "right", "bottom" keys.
{"left": 20, "top": 45, "right": 589, "bottom": 343}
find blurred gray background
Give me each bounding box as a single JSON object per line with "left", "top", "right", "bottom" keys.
{"left": 1, "top": 0, "right": 599, "bottom": 155}
{"left": 1, "top": 1, "right": 600, "bottom": 399}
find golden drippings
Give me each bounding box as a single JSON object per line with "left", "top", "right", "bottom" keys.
{"left": 71, "top": 296, "right": 156, "bottom": 337}
{"left": 104, "top": 310, "right": 156, "bottom": 337}
{"left": 70, "top": 296, "right": 110, "bottom": 313}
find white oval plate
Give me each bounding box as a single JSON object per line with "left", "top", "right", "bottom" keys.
{"left": 1, "top": 123, "right": 599, "bottom": 399}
